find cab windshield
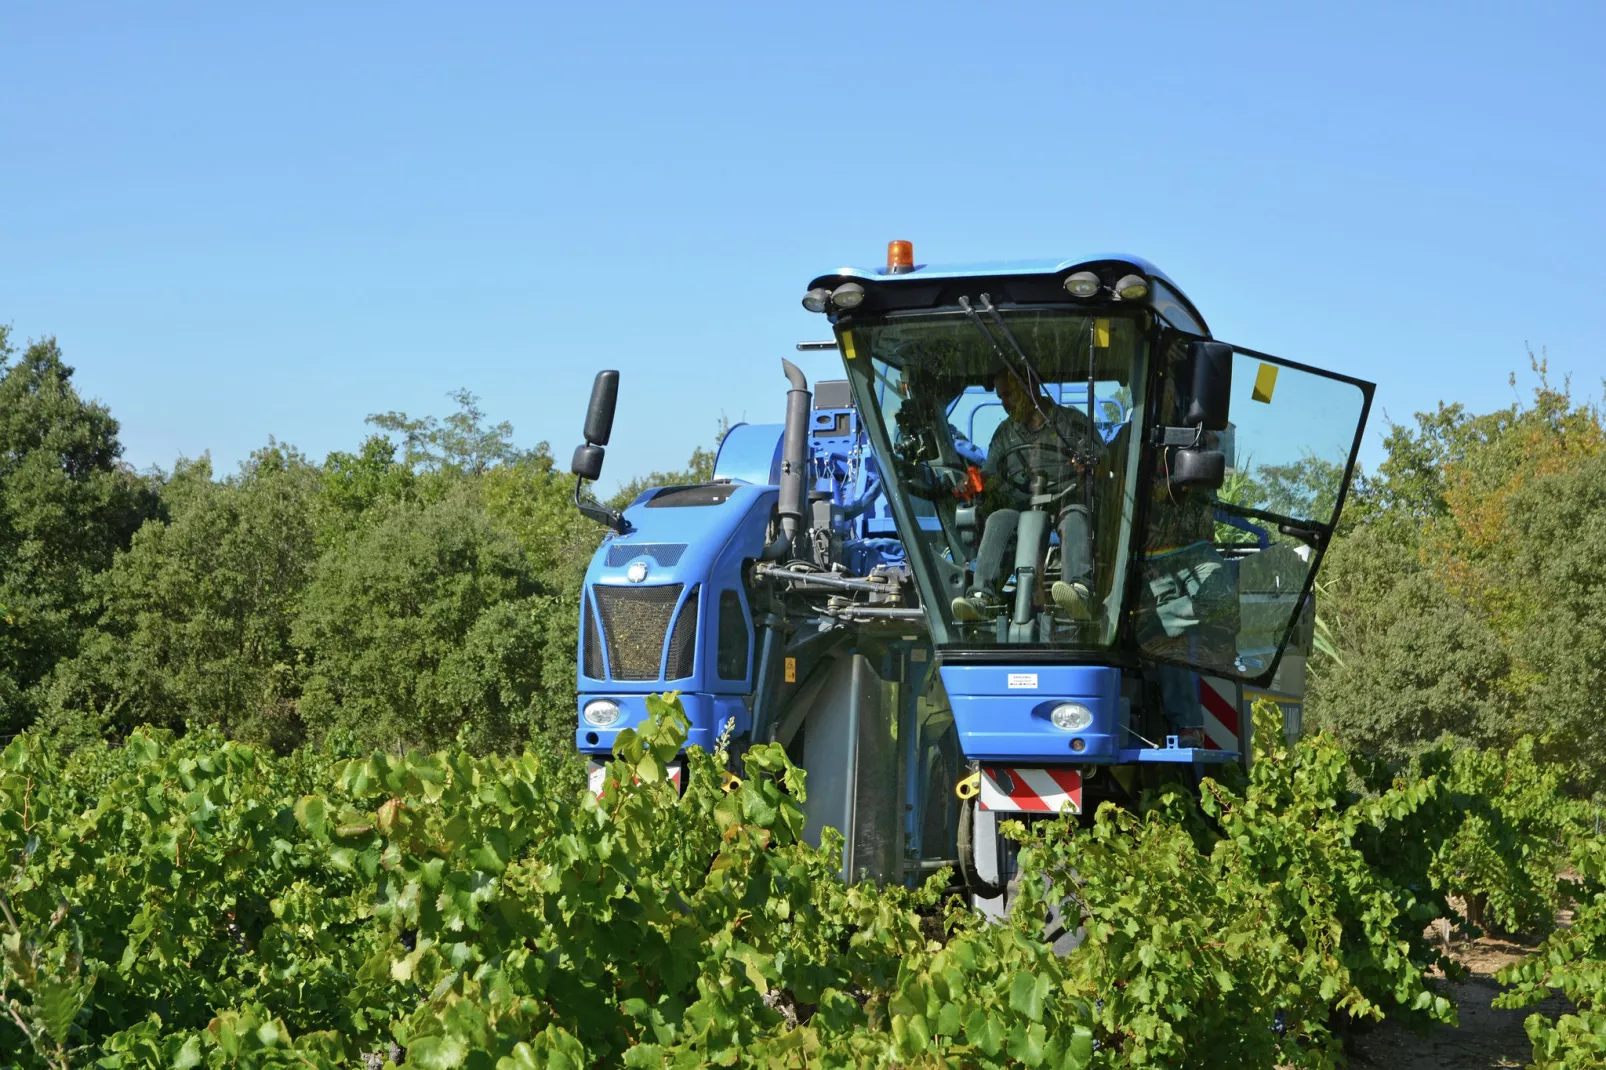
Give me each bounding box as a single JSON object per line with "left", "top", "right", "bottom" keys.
{"left": 839, "top": 308, "right": 1147, "bottom": 650}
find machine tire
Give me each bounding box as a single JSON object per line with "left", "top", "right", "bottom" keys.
{"left": 957, "top": 797, "right": 1004, "bottom": 900}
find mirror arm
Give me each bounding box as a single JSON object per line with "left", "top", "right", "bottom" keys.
{"left": 573, "top": 475, "right": 632, "bottom": 534}
{"left": 1151, "top": 425, "right": 1206, "bottom": 448}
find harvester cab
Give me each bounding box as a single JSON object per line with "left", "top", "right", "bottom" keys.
{"left": 570, "top": 243, "right": 1372, "bottom": 905}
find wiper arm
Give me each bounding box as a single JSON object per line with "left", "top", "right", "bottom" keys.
{"left": 1212, "top": 500, "right": 1329, "bottom": 546}
{"left": 957, "top": 294, "right": 1097, "bottom": 467}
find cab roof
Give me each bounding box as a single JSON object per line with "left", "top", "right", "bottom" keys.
{"left": 807, "top": 253, "right": 1210, "bottom": 336}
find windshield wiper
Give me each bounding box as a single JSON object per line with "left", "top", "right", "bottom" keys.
{"left": 957, "top": 295, "right": 1097, "bottom": 467}
{"left": 1212, "top": 500, "right": 1330, "bottom": 546}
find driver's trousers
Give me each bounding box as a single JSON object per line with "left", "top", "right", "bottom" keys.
{"left": 971, "top": 504, "right": 1093, "bottom": 597}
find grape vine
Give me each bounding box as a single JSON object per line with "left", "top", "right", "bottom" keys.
{"left": 0, "top": 698, "right": 1594, "bottom": 1068}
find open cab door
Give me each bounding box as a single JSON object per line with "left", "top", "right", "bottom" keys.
{"left": 1137, "top": 337, "right": 1373, "bottom": 686}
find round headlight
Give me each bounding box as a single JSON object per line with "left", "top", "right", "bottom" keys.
{"left": 1064, "top": 271, "right": 1101, "bottom": 298}
{"left": 583, "top": 699, "right": 621, "bottom": 728}
{"left": 831, "top": 282, "right": 865, "bottom": 309}
{"left": 1114, "top": 273, "right": 1149, "bottom": 300}
{"left": 1049, "top": 702, "right": 1094, "bottom": 732}
{"left": 802, "top": 287, "right": 832, "bottom": 313}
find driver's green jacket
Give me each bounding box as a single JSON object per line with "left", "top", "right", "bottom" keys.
{"left": 981, "top": 404, "right": 1104, "bottom": 509}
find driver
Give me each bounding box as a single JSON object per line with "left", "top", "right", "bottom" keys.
{"left": 952, "top": 368, "right": 1104, "bottom": 622}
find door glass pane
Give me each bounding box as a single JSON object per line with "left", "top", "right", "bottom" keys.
{"left": 1139, "top": 344, "right": 1368, "bottom": 681}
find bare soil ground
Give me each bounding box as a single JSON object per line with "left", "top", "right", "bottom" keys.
{"left": 1343, "top": 925, "right": 1575, "bottom": 1069}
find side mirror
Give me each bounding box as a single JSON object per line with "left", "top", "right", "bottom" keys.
{"left": 1186, "top": 341, "right": 1233, "bottom": 431}
{"left": 1170, "top": 448, "right": 1225, "bottom": 489}
{"left": 584, "top": 370, "right": 619, "bottom": 447}
{"left": 570, "top": 370, "right": 619, "bottom": 481}
{"left": 571, "top": 443, "right": 605, "bottom": 481}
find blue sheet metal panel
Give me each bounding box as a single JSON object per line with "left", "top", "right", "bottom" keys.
{"left": 575, "top": 692, "right": 750, "bottom": 756}
{"left": 939, "top": 664, "right": 1122, "bottom": 762}
{"left": 578, "top": 482, "right": 778, "bottom": 695}
{"left": 812, "top": 254, "right": 1181, "bottom": 291}
{"left": 713, "top": 422, "right": 783, "bottom": 485}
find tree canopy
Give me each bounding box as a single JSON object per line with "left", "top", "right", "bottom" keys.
{"left": 1309, "top": 358, "right": 1606, "bottom": 792}
{"left": 1, "top": 326, "right": 1603, "bottom": 796}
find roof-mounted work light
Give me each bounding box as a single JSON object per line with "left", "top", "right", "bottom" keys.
{"left": 831, "top": 282, "right": 865, "bottom": 309}
{"left": 1115, "top": 273, "right": 1149, "bottom": 300}
{"left": 802, "top": 287, "right": 832, "bottom": 313}
{"left": 1064, "top": 271, "right": 1101, "bottom": 298}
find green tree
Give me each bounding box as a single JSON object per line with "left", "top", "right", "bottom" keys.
{"left": 0, "top": 329, "right": 157, "bottom": 736}
{"left": 365, "top": 388, "right": 532, "bottom": 477}
{"left": 479, "top": 446, "right": 604, "bottom": 592}
{"left": 1478, "top": 452, "right": 1606, "bottom": 784}
{"left": 315, "top": 433, "right": 419, "bottom": 544}
{"left": 1306, "top": 526, "right": 1510, "bottom": 760}
{"left": 293, "top": 491, "right": 565, "bottom": 753}
{"left": 38, "top": 446, "right": 320, "bottom": 751}
{"left": 1310, "top": 359, "right": 1606, "bottom": 787}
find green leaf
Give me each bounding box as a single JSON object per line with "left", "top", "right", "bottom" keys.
{"left": 294, "top": 795, "right": 328, "bottom": 836}
{"left": 407, "top": 1034, "right": 469, "bottom": 1069}
{"left": 1009, "top": 1020, "right": 1047, "bottom": 1066}
{"left": 1, "top": 736, "right": 28, "bottom": 772}
{"left": 966, "top": 1008, "right": 1005, "bottom": 1056}
{"left": 35, "top": 974, "right": 83, "bottom": 1044}
{"left": 1009, "top": 969, "right": 1047, "bottom": 1022}
{"left": 173, "top": 1035, "right": 204, "bottom": 1069}
{"left": 635, "top": 753, "right": 662, "bottom": 784}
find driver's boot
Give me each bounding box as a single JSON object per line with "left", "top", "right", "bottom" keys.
{"left": 951, "top": 590, "right": 1001, "bottom": 622}
{"left": 1050, "top": 581, "right": 1096, "bottom": 620}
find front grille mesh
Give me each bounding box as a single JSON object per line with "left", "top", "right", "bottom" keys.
{"left": 605, "top": 542, "right": 688, "bottom": 568}
{"left": 593, "top": 584, "right": 684, "bottom": 680}
{"left": 665, "top": 586, "right": 699, "bottom": 680}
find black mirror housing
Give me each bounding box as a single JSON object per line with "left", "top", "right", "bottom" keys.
{"left": 1170, "top": 448, "right": 1225, "bottom": 489}
{"left": 584, "top": 370, "right": 620, "bottom": 446}
{"left": 1186, "top": 341, "right": 1233, "bottom": 431}
{"left": 571, "top": 443, "right": 605, "bottom": 481}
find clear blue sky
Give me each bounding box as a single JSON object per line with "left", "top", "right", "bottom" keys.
{"left": 4, "top": 2, "right": 1602, "bottom": 491}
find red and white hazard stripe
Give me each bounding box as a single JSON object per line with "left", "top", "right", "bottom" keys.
{"left": 588, "top": 760, "right": 683, "bottom": 797}
{"left": 978, "top": 766, "right": 1082, "bottom": 814}
{"left": 1200, "top": 676, "right": 1240, "bottom": 751}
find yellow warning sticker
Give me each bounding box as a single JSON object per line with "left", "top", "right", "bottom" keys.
{"left": 1252, "top": 363, "right": 1279, "bottom": 404}
{"left": 784, "top": 657, "right": 796, "bottom": 683}
{"left": 840, "top": 331, "right": 857, "bottom": 360}
{"left": 1093, "top": 318, "right": 1111, "bottom": 349}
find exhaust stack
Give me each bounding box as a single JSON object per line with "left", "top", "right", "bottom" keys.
{"left": 764, "top": 359, "right": 812, "bottom": 559}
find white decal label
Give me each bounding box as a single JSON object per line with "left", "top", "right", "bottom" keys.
{"left": 1007, "top": 673, "right": 1039, "bottom": 690}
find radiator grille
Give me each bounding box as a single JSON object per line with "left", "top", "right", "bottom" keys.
{"left": 666, "top": 586, "right": 699, "bottom": 680}
{"left": 582, "top": 591, "right": 605, "bottom": 679}
{"left": 593, "top": 584, "right": 683, "bottom": 680}
{"left": 605, "top": 542, "right": 688, "bottom": 568}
